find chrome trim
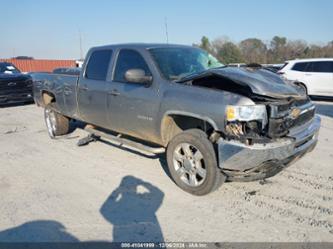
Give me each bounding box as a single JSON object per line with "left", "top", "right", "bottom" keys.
{"left": 270, "top": 101, "right": 314, "bottom": 118}
{"left": 218, "top": 115, "right": 320, "bottom": 171}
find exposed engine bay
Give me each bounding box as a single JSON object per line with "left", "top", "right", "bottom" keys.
{"left": 178, "top": 67, "right": 315, "bottom": 145}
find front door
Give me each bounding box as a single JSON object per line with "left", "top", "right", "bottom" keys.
{"left": 106, "top": 49, "right": 160, "bottom": 141}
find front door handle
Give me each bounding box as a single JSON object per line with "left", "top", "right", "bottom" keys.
{"left": 108, "top": 90, "right": 120, "bottom": 96}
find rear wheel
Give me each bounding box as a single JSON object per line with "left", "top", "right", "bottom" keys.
{"left": 166, "top": 129, "right": 225, "bottom": 195}
{"left": 44, "top": 104, "right": 70, "bottom": 138}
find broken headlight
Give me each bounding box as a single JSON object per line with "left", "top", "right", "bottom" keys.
{"left": 226, "top": 105, "right": 268, "bottom": 126}
{"left": 225, "top": 105, "right": 268, "bottom": 142}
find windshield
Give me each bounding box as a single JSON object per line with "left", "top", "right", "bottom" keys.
{"left": 149, "top": 47, "right": 223, "bottom": 81}
{"left": 0, "top": 63, "right": 21, "bottom": 74}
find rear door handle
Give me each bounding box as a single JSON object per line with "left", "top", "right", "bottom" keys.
{"left": 80, "top": 85, "right": 89, "bottom": 91}
{"left": 108, "top": 90, "right": 120, "bottom": 96}
{"left": 64, "top": 86, "right": 72, "bottom": 95}
{"left": 34, "top": 80, "right": 43, "bottom": 88}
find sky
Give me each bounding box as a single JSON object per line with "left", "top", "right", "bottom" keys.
{"left": 1, "top": 0, "right": 332, "bottom": 59}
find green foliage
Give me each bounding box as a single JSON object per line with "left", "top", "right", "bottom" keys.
{"left": 199, "top": 36, "right": 211, "bottom": 52}
{"left": 197, "top": 36, "right": 333, "bottom": 64}
{"left": 216, "top": 42, "right": 243, "bottom": 64}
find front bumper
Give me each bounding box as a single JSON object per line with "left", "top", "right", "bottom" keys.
{"left": 0, "top": 92, "right": 33, "bottom": 105}
{"left": 217, "top": 114, "right": 321, "bottom": 172}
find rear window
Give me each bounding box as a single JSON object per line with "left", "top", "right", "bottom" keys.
{"left": 291, "top": 62, "right": 308, "bottom": 72}
{"left": 306, "top": 61, "right": 333, "bottom": 73}
{"left": 85, "top": 50, "right": 113, "bottom": 81}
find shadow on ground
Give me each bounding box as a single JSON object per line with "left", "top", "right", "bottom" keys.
{"left": 0, "top": 101, "right": 34, "bottom": 109}
{"left": 0, "top": 220, "right": 78, "bottom": 242}
{"left": 0, "top": 176, "right": 165, "bottom": 243}
{"left": 100, "top": 175, "right": 165, "bottom": 242}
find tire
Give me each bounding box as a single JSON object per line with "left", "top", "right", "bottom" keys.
{"left": 166, "top": 129, "right": 225, "bottom": 196}
{"left": 44, "top": 104, "right": 70, "bottom": 138}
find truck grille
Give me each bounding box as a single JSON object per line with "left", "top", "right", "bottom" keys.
{"left": 267, "top": 98, "right": 315, "bottom": 138}
{"left": 292, "top": 107, "right": 315, "bottom": 127}
{"left": 0, "top": 78, "right": 32, "bottom": 92}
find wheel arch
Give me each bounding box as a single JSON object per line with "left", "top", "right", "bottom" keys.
{"left": 41, "top": 91, "right": 56, "bottom": 106}
{"left": 160, "top": 111, "right": 218, "bottom": 146}
{"left": 294, "top": 81, "right": 308, "bottom": 95}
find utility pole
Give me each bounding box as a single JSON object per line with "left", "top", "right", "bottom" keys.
{"left": 164, "top": 17, "right": 169, "bottom": 44}
{"left": 79, "top": 29, "right": 83, "bottom": 59}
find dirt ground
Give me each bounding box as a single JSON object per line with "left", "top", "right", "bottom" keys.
{"left": 0, "top": 101, "right": 332, "bottom": 242}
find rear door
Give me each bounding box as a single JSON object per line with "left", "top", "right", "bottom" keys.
{"left": 305, "top": 61, "right": 333, "bottom": 96}
{"left": 62, "top": 75, "right": 80, "bottom": 118}
{"left": 77, "top": 49, "right": 113, "bottom": 126}
{"left": 106, "top": 49, "right": 160, "bottom": 140}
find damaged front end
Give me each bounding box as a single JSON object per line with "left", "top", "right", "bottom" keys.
{"left": 179, "top": 67, "right": 321, "bottom": 180}
{"left": 223, "top": 97, "right": 316, "bottom": 144}
{"left": 220, "top": 97, "right": 320, "bottom": 179}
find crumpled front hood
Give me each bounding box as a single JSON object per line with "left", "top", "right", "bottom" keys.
{"left": 178, "top": 67, "right": 305, "bottom": 99}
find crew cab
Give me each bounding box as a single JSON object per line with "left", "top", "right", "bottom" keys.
{"left": 0, "top": 62, "right": 33, "bottom": 105}
{"left": 31, "top": 44, "right": 320, "bottom": 195}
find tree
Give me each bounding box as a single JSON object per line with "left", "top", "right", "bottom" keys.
{"left": 269, "top": 36, "right": 287, "bottom": 63}
{"left": 239, "top": 38, "right": 267, "bottom": 64}
{"left": 198, "top": 36, "right": 212, "bottom": 53}
{"left": 285, "top": 40, "right": 308, "bottom": 59}
{"left": 271, "top": 36, "right": 287, "bottom": 51}
{"left": 195, "top": 36, "right": 333, "bottom": 65}
{"left": 214, "top": 41, "right": 243, "bottom": 64}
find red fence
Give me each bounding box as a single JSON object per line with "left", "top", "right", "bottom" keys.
{"left": 0, "top": 59, "right": 76, "bottom": 73}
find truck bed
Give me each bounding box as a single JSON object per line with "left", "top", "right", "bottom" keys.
{"left": 32, "top": 72, "right": 79, "bottom": 118}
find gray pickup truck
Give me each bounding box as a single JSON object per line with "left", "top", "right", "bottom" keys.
{"left": 32, "top": 43, "right": 320, "bottom": 195}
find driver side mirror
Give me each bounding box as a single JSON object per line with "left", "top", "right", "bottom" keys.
{"left": 124, "top": 69, "right": 152, "bottom": 85}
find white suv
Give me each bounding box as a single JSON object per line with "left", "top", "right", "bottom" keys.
{"left": 278, "top": 58, "right": 333, "bottom": 97}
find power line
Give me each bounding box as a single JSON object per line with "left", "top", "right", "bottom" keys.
{"left": 79, "top": 29, "right": 83, "bottom": 59}
{"left": 164, "top": 17, "right": 169, "bottom": 44}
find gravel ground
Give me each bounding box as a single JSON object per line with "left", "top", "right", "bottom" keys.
{"left": 0, "top": 101, "right": 332, "bottom": 242}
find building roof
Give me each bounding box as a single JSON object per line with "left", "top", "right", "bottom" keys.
{"left": 0, "top": 59, "right": 76, "bottom": 73}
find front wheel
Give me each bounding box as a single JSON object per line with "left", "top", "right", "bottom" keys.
{"left": 44, "top": 104, "right": 70, "bottom": 138}
{"left": 166, "top": 129, "right": 225, "bottom": 196}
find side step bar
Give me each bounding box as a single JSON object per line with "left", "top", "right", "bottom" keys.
{"left": 84, "top": 127, "right": 165, "bottom": 154}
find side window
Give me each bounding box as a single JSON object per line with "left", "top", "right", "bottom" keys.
{"left": 292, "top": 62, "right": 308, "bottom": 72}
{"left": 307, "top": 61, "right": 333, "bottom": 73}
{"left": 85, "top": 50, "right": 113, "bottom": 81}
{"left": 114, "top": 49, "right": 151, "bottom": 82}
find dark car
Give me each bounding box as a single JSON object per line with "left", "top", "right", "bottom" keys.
{"left": 0, "top": 62, "right": 33, "bottom": 105}
{"left": 53, "top": 67, "right": 81, "bottom": 76}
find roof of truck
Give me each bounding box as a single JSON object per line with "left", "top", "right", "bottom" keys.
{"left": 91, "top": 43, "right": 194, "bottom": 50}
